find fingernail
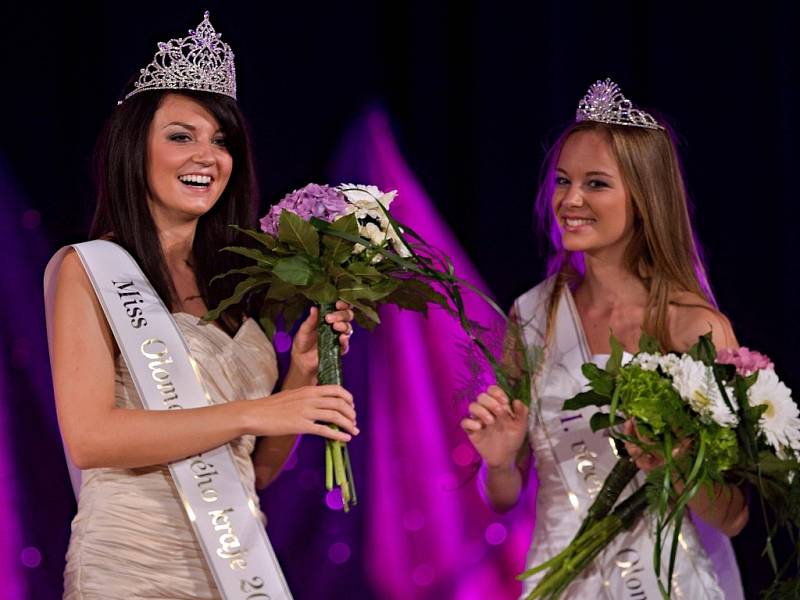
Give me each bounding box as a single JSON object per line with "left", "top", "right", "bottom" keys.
{"left": 354, "top": 427, "right": 360, "bottom": 434}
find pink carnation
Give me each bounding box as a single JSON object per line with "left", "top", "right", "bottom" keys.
{"left": 716, "top": 347, "right": 774, "bottom": 376}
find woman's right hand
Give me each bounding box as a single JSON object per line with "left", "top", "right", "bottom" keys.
{"left": 243, "top": 385, "right": 358, "bottom": 442}
{"left": 461, "top": 385, "right": 528, "bottom": 468}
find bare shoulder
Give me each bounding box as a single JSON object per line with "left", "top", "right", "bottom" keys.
{"left": 53, "top": 248, "right": 115, "bottom": 353}
{"left": 57, "top": 248, "right": 89, "bottom": 289}
{"left": 669, "top": 291, "right": 738, "bottom": 352}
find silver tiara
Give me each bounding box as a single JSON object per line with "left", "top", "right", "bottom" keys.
{"left": 576, "top": 78, "right": 663, "bottom": 130}
{"left": 124, "top": 11, "right": 236, "bottom": 101}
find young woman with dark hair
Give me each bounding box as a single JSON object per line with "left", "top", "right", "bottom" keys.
{"left": 45, "top": 14, "right": 355, "bottom": 599}
{"left": 89, "top": 88, "right": 259, "bottom": 333}
{"left": 462, "top": 80, "right": 747, "bottom": 599}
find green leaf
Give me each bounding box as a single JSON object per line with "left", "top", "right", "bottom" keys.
{"left": 338, "top": 277, "right": 399, "bottom": 302}
{"left": 714, "top": 363, "right": 737, "bottom": 383}
{"left": 757, "top": 451, "right": 799, "bottom": 476}
{"left": 370, "top": 278, "right": 400, "bottom": 300}
{"left": 346, "top": 262, "right": 383, "bottom": 282}
{"left": 258, "top": 302, "right": 282, "bottom": 341}
{"left": 210, "top": 265, "right": 269, "bottom": 284}
{"left": 282, "top": 296, "right": 310, "bottom": 331}
{"left": 265, "top": 279, "right": 297, "bottom": 300}
{"left": 220, "top": 246, "right": 277, "bottom": 266}
{"left": 278, "top": 211, "right": 320, "bottom": 257}
{"left": 273, "top": 255, "right": 314, "bottom": 286}
{"left": 590, "top": 412, "right": 612, "bottom": 432}
{"left": 638, "top": 331, "right": 661, "bottom": 354}
{"left": 606, "top": 334, "right": 624, "bottom": 376}
{"left": 340, "top": 294, "right": 380, "bottom": 324}
{"left": 259, "top": 316, "right": 276, "bottom": 340}
{"left": 205, "top": 276, "right": 269, "bottom": 321}
{"left": 382, "top": 279, "right": 449, "bottom": 313}
{"left": 322, "top": 214, "right": 358, "bottom": 264}
{"left": 353, "top": 309, "right": 379, "bottom": 331}
{"left": 229, "top": 224, "right": 277, "bottom": 250}
{"left": 563, "top": 390, "right": 612, "bottom": 411}
{"left": 687, "top": 332, "right": 717, "bottom": 366}
{"left": 303, "top": 279, "right": 339, "bottom": 304}
{"left": 581, "top": 363, "right": 614, "bottom": 397}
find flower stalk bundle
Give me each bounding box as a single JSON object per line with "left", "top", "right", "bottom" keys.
{"left": 207, "top": 183, "right": 532, "bottom": 510}
{"left": 521, "top": 333, "right": 800, "bottom": 599}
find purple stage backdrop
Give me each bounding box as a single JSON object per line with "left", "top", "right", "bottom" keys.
{"left": 330, "top": 108, "right": 537, "bottom": 599}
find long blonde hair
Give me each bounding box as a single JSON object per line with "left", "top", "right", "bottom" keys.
{"left": 535, "top": 120, "right": 716, "bottom": 351}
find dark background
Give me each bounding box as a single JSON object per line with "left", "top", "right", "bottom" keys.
{"left": 2, "top": 1, "right": 798, "bottom": 598}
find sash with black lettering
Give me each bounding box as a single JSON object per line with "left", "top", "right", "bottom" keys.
{"left": 44, "top": 240, "right": 293, "bottom": 600}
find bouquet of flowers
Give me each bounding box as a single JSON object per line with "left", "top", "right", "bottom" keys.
{"left": 521, "top": 333, "right": 800, "bottom": 599}
{"left": 207, "top": 183, "right": 531, "bottom": 511}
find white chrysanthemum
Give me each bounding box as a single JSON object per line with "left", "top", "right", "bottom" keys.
{"left": 671, "top": 355, "right": 738, "bottom": 427}
{"left": 748, "top": 368, "right": 800, "bottom": 456}
{"left": 658, "top": 354, "right": 680, "bottom": 376}
{"left": 632, "top": 352, "right": 661, "bottom": 371}
{"left": 338, "top": 184, "right": 411, "bottom": 258}
{"left": 386, "top": 224, "right": 412, "bottom": 257}
{"left": 339, "top": 184, "right": 397, "bottom": 225}
{"left": 363, "top": 222, "right": 386, "bottom": 245}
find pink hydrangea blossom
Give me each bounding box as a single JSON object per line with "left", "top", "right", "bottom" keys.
{"left": 716, "top": 347, "right": 774, "bottom": 376}
{"left": 259, "top": 183, "right": 349, "bottom": 236}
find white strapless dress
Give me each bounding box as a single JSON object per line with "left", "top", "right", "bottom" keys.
{"left": 515, "top": 281, "right": 744, "bottom": 600}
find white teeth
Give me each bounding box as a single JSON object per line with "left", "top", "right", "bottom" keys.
{"left": 565, "top": 218, "right": 595, "bottom": 227}
{"left": 178, "top": 174, "right": 212, "bottom": 185}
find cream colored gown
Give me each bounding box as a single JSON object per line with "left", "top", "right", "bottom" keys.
{"left": 63, "top": 314, "right": 278, "bottom": 600}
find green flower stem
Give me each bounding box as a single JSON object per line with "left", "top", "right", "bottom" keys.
{"left": 575, "top": 458, "right": 638, "bottom": 539}
{"left": 325, "top": 442, "right": 333, "bottom": 491}
{"left": 317, "top": 302, "right": 357, "bottom": 511}
{"left": 523, "top": 486, "right": 649, "bottom": 600}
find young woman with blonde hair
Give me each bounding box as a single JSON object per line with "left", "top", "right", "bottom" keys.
{"left": 462, "top": 79, "right": 746, "bottom": 599}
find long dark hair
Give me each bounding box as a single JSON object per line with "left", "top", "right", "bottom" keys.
{"left": 90, "top": 90, "right": 257, "bottom": 329}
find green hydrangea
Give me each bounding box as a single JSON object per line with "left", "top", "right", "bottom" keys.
{"left": 617, "top": 366, "right": 687, "bottom": 435}
{"left": 703, "top": 426, "right": 739, "bottom": 474}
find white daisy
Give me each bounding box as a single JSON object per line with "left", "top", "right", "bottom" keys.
{"left": 748, "top": 368, "right": 800, "bottom": 456}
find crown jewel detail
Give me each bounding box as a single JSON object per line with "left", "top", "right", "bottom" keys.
{"left": 124, "top": 11, "right": 236, "bottom": 101}
{"left": 576, "top": 78, "right": 662, "bottom": 130}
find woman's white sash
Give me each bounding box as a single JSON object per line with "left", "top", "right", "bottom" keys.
{"left": 44, "top": 240, "right": 293, "bottom": 600}
{"left": 516, "top": 281, "right": 728, "bottom": 599}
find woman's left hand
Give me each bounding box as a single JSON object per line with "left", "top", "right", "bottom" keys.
{"left": 622, "top": 419, "right": 690, "bottom": 473}
{"left": 289, "top": 301, "right": 355, "bottom": 377}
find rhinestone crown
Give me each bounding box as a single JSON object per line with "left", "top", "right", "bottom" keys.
{"left": 124, "top": 11, "right": 236, "bottom": 101}
{"left": 576, "top": 78, "right": 662, "bottom": 130}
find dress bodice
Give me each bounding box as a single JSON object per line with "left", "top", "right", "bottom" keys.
{"left": 64, "top": 314, "right": 278, "bottom": 600}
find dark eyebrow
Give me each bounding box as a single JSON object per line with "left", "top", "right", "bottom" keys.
{"left": 162, "top": 121, "right": 224, "bottom": 135}
{"left": 163, "top": 121, "right": 195, "bottom": 130}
